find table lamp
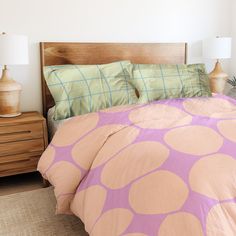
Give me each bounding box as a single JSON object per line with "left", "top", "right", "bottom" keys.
{"left": 0, "top": 33, "right": 28, "bottom": 117}
{"left": 202, "top": 37, "right": 232, "bottom": 94}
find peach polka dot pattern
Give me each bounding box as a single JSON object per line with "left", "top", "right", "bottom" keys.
{"left": 124, "top": 234, "right": 147, "bottom": 236}
{"left": 37, "top": 145, "right": 55, "bottom": 173}
{"left": 91, "top": 208, "right": 133, "bottom": 236}
{"left": 129, "top": 171, "right": 189, "bottom": 214}
{"left": 70, "top": 185, "right": 107, "bottom": 232}
{"left": 101, "top": 104, "right": 141, "bottom": 113}
{"left": 52, "top": 113, "right": 99, "bottom": 146}
{"left": 46, "top": 161, "right": 81, "bottom": 197}
{"left": 37, "top": 94, "right": 236, "bottom": 235}
{"left": 56, "top": 194, "right": 74, "bottom": 214}
{"left": 129, "top": 104, "right": 192, "bottom": 129}
{"left": 101, "top": 141, "right": 169, "bottom": 189}
{"left": 164, "top": 126, "right": 223, "bottom": 156}
{"left": 92, "top": 126, "right": 140, "bottom": 169}
{"left": 189, "top": 154, "right": 236, "bottom": 200}
{"left": 158, "top": 212, "right": 204, "bottom": 236}
{"left": 71, "top": 125, "right": 124, "bottom": 170}
{"left": 183, "top": 98, "right": 236, "bottom": 118}
{"left": 217, "top": 120, "right": 236, "bottom": 143}
{"left": 206, "top": 202, "right": 236, "bottom": 236}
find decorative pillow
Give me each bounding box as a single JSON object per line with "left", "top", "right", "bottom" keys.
{"left": 130, "top": 63, "right": 212, "bottom": 103}
{"left": 44, "top": 61, "right": 138, "bottom": 120}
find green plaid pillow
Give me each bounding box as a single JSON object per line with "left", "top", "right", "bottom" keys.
{"left": 130, "top": 64, "right": 212, "bottom": 103}
{"left": 44, "top": 61, "right": 138, "bottom": 120}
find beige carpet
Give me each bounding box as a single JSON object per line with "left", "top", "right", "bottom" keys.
{"left": 0, "top": 187, "right": 88, "bottom": 236}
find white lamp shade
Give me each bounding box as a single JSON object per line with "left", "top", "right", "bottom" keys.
{"left": 202, "top": 37, "right": 232, "bottom": 59}
{"left": 0, "top": 34, "right": 29, "bottom": 65}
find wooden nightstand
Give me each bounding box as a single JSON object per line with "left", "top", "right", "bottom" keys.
{"left": 0, "top": 112, "right": 48, "bottom": 177}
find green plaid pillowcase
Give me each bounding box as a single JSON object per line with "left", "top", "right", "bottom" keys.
{"left": 44, "top": 61, "right": 138, "bottom": 120}
{"left": 130, "top": 63, "right": 212, "bottom": 103}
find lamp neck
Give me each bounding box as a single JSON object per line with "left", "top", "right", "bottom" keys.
{"left": 213, "top": 60, "right": 223, "bottom": 73}
{"left": 1, "top": 65, "right": 11, "bottom": 81}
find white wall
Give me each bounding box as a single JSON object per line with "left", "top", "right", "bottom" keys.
{"left": 231, "top": 0, "right": 236, "bottom": 76}
{"left": 0, "top": 0, "right": 233, "bottom": 112}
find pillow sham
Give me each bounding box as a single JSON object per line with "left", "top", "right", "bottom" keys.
{"left": 130, "top": 63, "right": 212, "bottom": 103}
{"left": 44, "top": 61, "right": 138, "bottom": 120}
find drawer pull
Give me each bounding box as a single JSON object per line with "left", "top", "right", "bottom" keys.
{"left": 0, "top": 123, "right": 43, "bottom": 143}
{"left": 0, "top": 152, "right": 42, "bottom": 164}
{"left": 0, "top": 130, "right": 31, "bottom": 136}
{"left": 0, "top": 139, "right": 44, "bottom": 157}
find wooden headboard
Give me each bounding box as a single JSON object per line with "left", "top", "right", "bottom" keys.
{"left": 40, "top": 42, "right": 187, "bottom": 117}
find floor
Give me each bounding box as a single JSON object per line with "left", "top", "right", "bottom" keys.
{"left": 0, "top": 172, "right": 44, "bottom": 196}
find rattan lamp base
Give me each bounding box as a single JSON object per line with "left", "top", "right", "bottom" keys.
{"left": 209, "top": 61, "right": 228, "bottom": 94}
{"left": 0, "top": 67, "right": 22, "bottom": 118}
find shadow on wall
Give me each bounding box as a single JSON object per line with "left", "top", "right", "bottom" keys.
{"left": 187, "top": 41, "right": 207, "bottom": 68}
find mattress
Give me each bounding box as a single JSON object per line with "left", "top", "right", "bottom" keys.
{"left": 47, "top": 107, "right": 70, "bottom": 140}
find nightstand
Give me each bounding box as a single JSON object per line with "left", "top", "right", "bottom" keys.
{"left": 0, "top": 112, "right": 48, "bottom": 177}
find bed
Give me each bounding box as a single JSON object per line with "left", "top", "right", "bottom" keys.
{"left": 40, "top": 42, "right": 188, "bottom": 135}
{"left": 38, "top": 42, "right": 236, "bottom": 236}
{"left": 41, "top": 43, "right": 187, "bottom": 138}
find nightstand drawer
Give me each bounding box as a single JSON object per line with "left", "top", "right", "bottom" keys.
{"left": 0, "top": 151, "right": 42, "bottom": 164}
{"left": 0, "top": 154, "right": 40, "bottom": 177}
{"left": 0, "top": 139, "right": 44, "bottom": 157}
{"left": 0, "top": 112, "right": 48, "bottom": 178}
{"left": 0, "top": 122, "right": 43, "bottom": 143}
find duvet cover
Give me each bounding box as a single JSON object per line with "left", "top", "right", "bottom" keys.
{"left": 38, "top": 94, "right": 236, "bottom": 236}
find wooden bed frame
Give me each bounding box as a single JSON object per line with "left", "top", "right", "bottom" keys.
{"left": 40, "top": 42, "right": 187, "bottom": 117}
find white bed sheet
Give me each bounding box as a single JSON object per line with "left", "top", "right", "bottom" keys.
{"left": 47, "top": 107, "right": 71, "bottom": 140}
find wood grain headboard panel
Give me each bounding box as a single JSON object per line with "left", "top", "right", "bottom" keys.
{"left": 40, "top": 42, "right": 187, "bottom": 117}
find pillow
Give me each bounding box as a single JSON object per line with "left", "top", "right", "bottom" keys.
{"left": 44, "top": 61, "right": 138, "bottom": 120}
{"left": 130, "top": 63, "right": 212, "bottom": 103}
